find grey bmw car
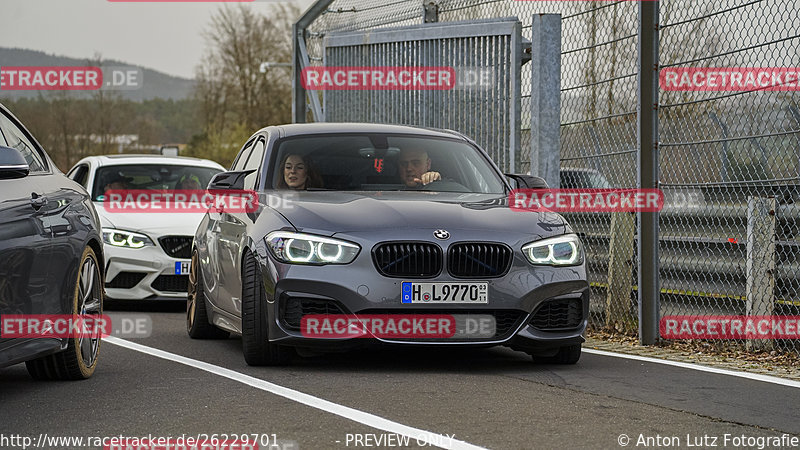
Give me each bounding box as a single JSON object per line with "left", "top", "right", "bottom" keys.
{"left": 0, "top": 102, "right": 104, "bottom": 380}
{"left": 188, "top": 123, "right": 588, "bottom": 366}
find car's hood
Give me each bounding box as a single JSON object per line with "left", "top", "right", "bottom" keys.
{"left": 94, "top": 202, "right": 205, "bottom": 236}
{"left": 270, "top": 191, "right": 572, "bottom": 238}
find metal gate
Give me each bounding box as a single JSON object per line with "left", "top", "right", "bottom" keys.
{"left": 313, "top": 19, "right": 524, "bottom": 172}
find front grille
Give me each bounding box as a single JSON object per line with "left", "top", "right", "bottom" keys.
{"left": 159, "top": 236, "right": 193, "bottom": 259}
{"left": 151, "top": 275, "right": 188, "bottom": 293}
{"left": 373, "top": 242, "right": 442, "bottom": 278}
{"left": 448, "top": 243, "right": 513, "bottom": 278}
{"left": 280, "top": 296, "right": 347, "bottom": 331}
{"left": 530, "top": 298, "right": 583, "bottom": 330}
{"left": 105, "top": 272, "right": 146, "bottom": 289}
{"left": 358, "top": 309, "right": 526, "bottom": 340}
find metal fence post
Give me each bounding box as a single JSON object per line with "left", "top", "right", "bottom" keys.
{"left": 292, "top": 22, "right": 306, "bottom": 123}
{"left": 529, "top": 14, "right": 561, "bottom": 186}
{"left": 746, "top": 196, "right": 776, "bottom": 351}
{"left": 606, "top": 211, "right": 636, "bottom": 331}
{"left": 637, "top": 1, "right": 660, "bottom": 345}
{"left": 709, "top": 111, "right": 730, "bottom": 182}
{"left": 293, "top": 0, "right": 334, "bottom": 123}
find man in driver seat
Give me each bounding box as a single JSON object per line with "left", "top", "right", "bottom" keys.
{"left": 397, "top": 148, "right": 441, "bottom": 188}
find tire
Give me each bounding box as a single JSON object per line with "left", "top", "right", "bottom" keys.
{"left": 532, "top": 344, "right": 581, "bottom": 365}
{"left": 187, "top": 249, "right": 229, "bottom": 339}
{"left": 241, "top": 252, "right": 291, "bottom": 366}
{"left": 26, "top": 246, "right": 103, "bottom": 380}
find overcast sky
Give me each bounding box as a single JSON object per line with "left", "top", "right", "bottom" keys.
{"left": 1, "top": 0, "right": 313, "bottom": 79}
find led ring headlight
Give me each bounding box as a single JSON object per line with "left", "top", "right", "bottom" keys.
{"left": 102, "top": 228, "right": 154, "bottom": 249}
{"left": 522, "top": 234, "right": 583, "bottom": 266}
{"left": 317, "top": 242, "right": 343, "bottom": 262}
{"left": 266, "top": 231, "right": 360, "bottom": 265}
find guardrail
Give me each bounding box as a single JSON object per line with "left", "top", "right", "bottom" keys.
{"left": 564, "top": 197, "right": 799, "bottom": 349}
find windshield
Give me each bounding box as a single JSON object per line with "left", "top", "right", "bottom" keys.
{"left": 92, "top": 164, "right": 222, "bottom": 201}
{"left": 270, "top": 134, "right": 506, "bottom": 194}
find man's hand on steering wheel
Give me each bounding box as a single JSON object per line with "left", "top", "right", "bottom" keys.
{"left": 413, "top": 171, "right": 441, "bottom": 186}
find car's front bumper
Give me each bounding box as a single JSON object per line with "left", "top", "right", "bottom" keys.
{"left": 254, "top": 238, "right": 589, "bottom": 352}
{"left": 103, "top": 244, "right": 192, "bottom": 300}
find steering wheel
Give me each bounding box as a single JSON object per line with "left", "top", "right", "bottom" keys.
{"left": 419, "top": 179, "right": 471, "bottom": 193}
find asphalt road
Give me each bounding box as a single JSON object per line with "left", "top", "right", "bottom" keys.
{"left": 1, "top": 301, "right": 799, "bottom": 450}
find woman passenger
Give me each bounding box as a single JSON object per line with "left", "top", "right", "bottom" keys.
{"left": 277, "top": 154, "right": 323, "bottom": 190}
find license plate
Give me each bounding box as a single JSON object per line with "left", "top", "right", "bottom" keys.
{"left": 174, "top": 261, "right": 190, "bottom": 275}
{"left": 401, "top": 282, "right": 488, "bottom": 304}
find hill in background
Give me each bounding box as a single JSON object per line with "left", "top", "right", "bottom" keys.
{"left": 0, "top": 47, "right": 194, "bottom": 101}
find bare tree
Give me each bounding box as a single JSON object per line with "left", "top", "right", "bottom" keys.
{"left": 195, "top": 4, "right": 298, "bottom": 132}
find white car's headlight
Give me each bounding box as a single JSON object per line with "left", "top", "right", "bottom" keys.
{"left": 265, "top": 231, "right": 360, "bottom": 265}
{"left": 522, "top": 234, "right": 583, "bottom": 266}
{"left": 102, "top": 228, "right": 154, "bottom": 249}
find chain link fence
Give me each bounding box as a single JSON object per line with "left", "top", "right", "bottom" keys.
{"left": 297, "top": 0, "right": 800, "bottom": 356}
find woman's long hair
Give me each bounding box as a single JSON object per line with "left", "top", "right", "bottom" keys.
{"left": 276, "top": 153, "right": 323, "bottom": 189}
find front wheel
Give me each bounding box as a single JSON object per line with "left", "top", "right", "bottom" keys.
{"left": 241, "top": 252, "right": 291, "bottom": 366}
{"left": 26, "top": 246, "right": 103, "bottom": 380}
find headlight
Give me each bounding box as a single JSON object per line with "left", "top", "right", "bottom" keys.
{"left": 522, "top": 234, "right": 583, "bottom": 266}
{"left": 102, "top": 228, "right": 154, "bottom": 249}
{"left": 265, "top": 231, "right": 360, "bottom": 265}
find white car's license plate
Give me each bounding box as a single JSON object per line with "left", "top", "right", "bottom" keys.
{"left": 401, "top": 282, "right": 488, "bottom": 304}
{"left": 174, "top": 261, "right": 190, "bottom": 275}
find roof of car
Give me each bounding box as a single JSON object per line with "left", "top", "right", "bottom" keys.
{"left": 271, "top": 122, "right": 467, "bottom": 140}
{"left": 75, "top": 154, "right": 224, "bottom": 169}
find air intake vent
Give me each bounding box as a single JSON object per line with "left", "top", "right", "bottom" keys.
{"left": 448, "top": 242, "right": 512, "bottom": 278}
{"left": 159, "top": 236, "right": 193, "bottom": 259}
{"left": 151, "top": 275, "right": 188, "bottom": 293}
{"left": 280, "top": 296, "right": 347, "bottom": 331}
{"left": 106, "top": 272, "right": 146, "bottom": 289}
{"left": 530, "top": 298, "right": 583, "bottom": 330}
{"left": 373, "top": 242, "right": 442, "bottom": 278}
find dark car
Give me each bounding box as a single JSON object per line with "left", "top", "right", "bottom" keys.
{"left": 188, "top": 123, "right": 588, "bottom": 366}
{"left": 0, "top": 103, "right": 104, "bottom": 380}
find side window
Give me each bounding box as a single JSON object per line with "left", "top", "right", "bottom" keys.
{"left": 0, "top": 113, "right": 47, "bottom": 173}
{"left": 243, "top": 138, "right": 265, "bottom": 190}
{"left": 68, "top": 164, "right": 90, "bottom": 187}
{"left": 232, "top": 139, "right": 255, "bottom": 172}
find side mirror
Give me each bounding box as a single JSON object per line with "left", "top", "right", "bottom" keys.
{"left": 208, "top": 169, "right": 256, "bottom": 190}
{"left": 0, "top": 146, "right": 30, "bottom": 180}
{"left": 505, "top": 174, "right": 549, "bottom": 189}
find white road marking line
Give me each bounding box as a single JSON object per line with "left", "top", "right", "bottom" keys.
{"left": 584, "top": 348, "right": 800, "bottom": 389}
{"left": 104, "top": 337, "right": 486, "bottom": 450}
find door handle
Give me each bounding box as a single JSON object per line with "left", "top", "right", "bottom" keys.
{"left": 30, "top": 193, "right": 47, "bottom": 210}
